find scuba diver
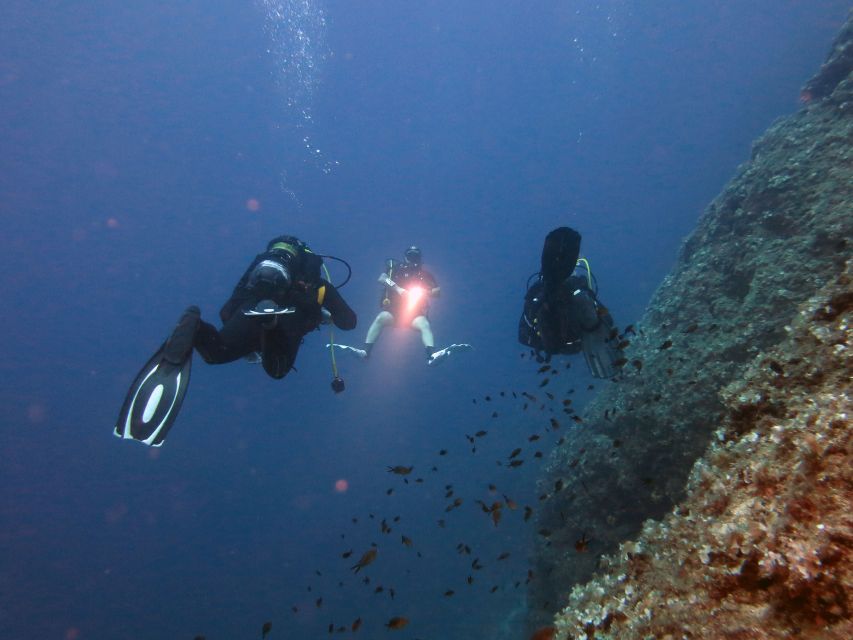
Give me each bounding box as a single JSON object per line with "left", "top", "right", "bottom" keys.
{"left": 519, "top": 227, "right": 621, "bottom": 379}
{"left": 115, "top": 235, "right": 357, "bottom": 446}
{"left": 330, "top": 246, "right": 471, "bottom": 365}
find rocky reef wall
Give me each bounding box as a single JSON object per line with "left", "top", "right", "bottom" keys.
{"left": 526, "top": 11, "right": 853, "bottom": 637}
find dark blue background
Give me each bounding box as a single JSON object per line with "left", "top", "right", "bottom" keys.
{"left": 1, "top": 1, "right": 848, "bottom": 638}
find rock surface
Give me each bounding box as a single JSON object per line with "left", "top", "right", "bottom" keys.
{"left": 526, "top": 10, "right": 853, "bottom": 637}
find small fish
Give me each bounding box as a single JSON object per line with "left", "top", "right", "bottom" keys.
{"left": 503, "top": 495, "right": 518, "bottom": 510}
{"left": 623, "top": 324, "right": 636, "bottom": 336}
{"left": 351, "top": 618, "right": 362, "bottom": 632}
{"left": 389, "top": 588, "right": 395, "bottom": 599}
{"left": 554, "top": 479, "right": 564, "bottom": 492}
{"left": 315, "top": 597, "right": 322, "bottom": 608}
{"left": 262, "top": 621, "right": 272, "bottom": 639}
{"left": 445, "top": 489, "right": 454, "bottom": 498}
{"left": 491, "top": 411, "right": 498, "bottom": 418}
{"left": 387, "top": 465, "right": 413, "bottom": 475}
{"left": 497, "top": 552, "right": 510, "bottom": 560}
{"left": 401, "top": 535, "right": 413, "bottom": 548}
{"left": 491, "top": 508, "right": 502, "bottom": 527}
{"left": 475, "top": 430, "right": 488, "bottom": 437}
{"left": 508, "top": 447, "right": 522, "bottom": 459}
{"left": 616, "top": 339, "right": 630, "bottom": 350}
{"left": 523, "top": 506, "right": 533, "bottom": 521}
{"left": 385, "top": 617, "right": 409, "bottom": 630}
{"left": 538, "top": 364, "right": 552, "bottom": 373}
{"left": 508, "top": 460, "right": 524, "bottom": 468}
{"left": 488, "top": 483, "right": 497, "bottom": 492}
{"left": 659, "top": 339, "right": 673, "bottom": 350}
{"left": 612, "top": 357, "right": 628, "bottom": 368}
{"left": 351, "top": 548, "right": 377, "bottom": 573}
{"left": 545, "top": 392, "right": 554, "bottom": 400}
{"left": 341, "top": 549, "right": 353, "bottom": 558}
{"left": 534, "top": 451, "right": 543, "bottom": 458}
{"left": 499, "top": 391, "right": 506, "bottom": 397}
{"left": 467, "top": 575, "right": 474, "bottom": 585}
{"left": 538, "top": 378, "right": 550, "bottom": 388}
{"left": 472, "top": 558, "right": 484, "bottom": 570}
{"left": 575, "top": 532, "right": 591, "bottom": 553}
{"left": 684, "top": 323, "right": 698, "bottom": 333}
{"left": 528, "top": 434, "right": 540, "bottom": 442}
{"left": 437, "top": 519, "right": 446, "bottom": 528}
{"left": 439, "top": 449, "right": 447, "bottom": 456}
{"left": 374, "top": 586, "right": 384, "bottom": 594}
{"left": 484, "top": 395, "right": 492, "bottom": 401}
{"left": 386, "top": 488, "right": 394, "bottom": 496}
{"left": 549, "top": 418, "right": 560, "bottom": 430}
{"left": 612, "top": 439, "right": 622, "bottom": 448}
{"left": 444, "top": 589, "right": 455, "bottom": 597}
{"left": 538, "top": 528, "right": 552, "bottom": 537}
{"left": 571, "top": 416, "right": 583, "bottom": 424}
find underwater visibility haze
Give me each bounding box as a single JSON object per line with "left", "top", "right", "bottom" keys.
{"left": 1, "top": 1, "right": 851, "bottom": 638}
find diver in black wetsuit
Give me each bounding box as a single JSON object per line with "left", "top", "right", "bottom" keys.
{"left": 194, "top": 235, "right": 356, "bottom": 379}
{"left": 518, "top": 227, "right": 620, "bottom": 379}
{"left": 115, "top": 235, "right": 356, "bottom": 446}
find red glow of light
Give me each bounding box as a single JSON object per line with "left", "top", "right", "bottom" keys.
{"left": 800, "top": 90, "right": 813, "bottom": 104}
{"left": 334, "top": 479, "right": 349, "bottom": 493}
{"left": 65, "top": 628, "right": 81, "bottom": 640}
{"left": 246, "top": 198, "right": 261, "bottom": 212}
{"left": 406, "top": 286, "right": 425, "bottom": 312}
{"left": 106, "top": 217, "right": 119, "bottom": 229}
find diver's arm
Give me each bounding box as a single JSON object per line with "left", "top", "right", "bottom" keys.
{"left": 323, "top": 282, "right": 357, "bottom": 330}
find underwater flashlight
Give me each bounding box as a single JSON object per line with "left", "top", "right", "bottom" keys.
{"left": 331, "top": 376, "right": 345, "bottom": 394}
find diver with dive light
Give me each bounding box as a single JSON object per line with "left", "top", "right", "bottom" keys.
{"left": 115, "top": 235, "right": 357, "bottom": 446}
{"left": 331, "top": 246, "right": 471, "bottom": 365}
{"left": 519, "top": 227, "right": 622, "bottom": 379}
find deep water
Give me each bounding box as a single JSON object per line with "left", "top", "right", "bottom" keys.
{"left": 0, "top": 1, "right": 849, "bottom": 638}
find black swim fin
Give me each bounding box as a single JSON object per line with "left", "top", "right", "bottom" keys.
{"left": 581, "top": 319, "right": 620, "bottom": 380}
{"left": 114, "top": 307, "right": 200, "bottom": 446}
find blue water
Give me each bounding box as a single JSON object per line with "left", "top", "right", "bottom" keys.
{"left": 1, "top": 1, "right": 848, "bottom": 638}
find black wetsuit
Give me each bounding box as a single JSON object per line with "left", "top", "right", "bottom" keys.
{"left": 193, "top": 246, "right": 356, "bottom": 379}
{"left": 381, "top": 259, "right": 438, "bottom": 319}
{"left": 519, "top": 269, "right": 602, "bottom": 355}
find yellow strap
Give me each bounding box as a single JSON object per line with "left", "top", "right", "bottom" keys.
{"left": 317, "top": 284, "right": 326, "bottom": 305}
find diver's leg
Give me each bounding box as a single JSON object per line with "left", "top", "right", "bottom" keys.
{"left": 411, "top": 315, "right": 435, "bottom": 360}
{"left": 363, "top": 311, "right": 395, "bottom": 356}
{"left": 260, "top": 329, "right": 299, "bottom": 379}
{"left": 194, "top": 312, "right": 261, "bottom": 364}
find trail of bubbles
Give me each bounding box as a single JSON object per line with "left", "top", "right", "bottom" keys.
{"left": 259, "top": 0, "right": 339, "bottom": 175}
